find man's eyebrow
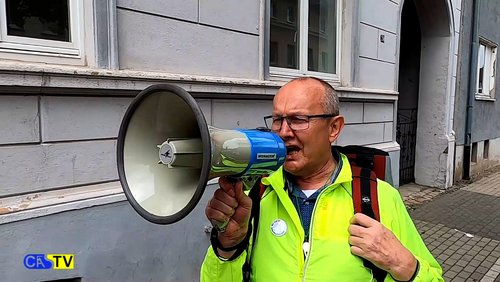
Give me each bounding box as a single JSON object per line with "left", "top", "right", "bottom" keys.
{"left": 272, "top": 111, "right": 306, "bottom": 116}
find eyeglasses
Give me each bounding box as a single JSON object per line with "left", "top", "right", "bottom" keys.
{"left": 263, "top": 114, "right": 336, "bottom": 131}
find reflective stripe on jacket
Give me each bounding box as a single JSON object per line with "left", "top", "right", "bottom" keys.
{"left": 200, "top": 153, "right": 443, "bottom": 281}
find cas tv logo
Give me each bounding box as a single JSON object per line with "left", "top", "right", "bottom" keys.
{"left": 24, "top": 254, "right": 75, "bottom": 270}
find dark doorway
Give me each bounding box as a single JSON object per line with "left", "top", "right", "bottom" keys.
{"left": 397, "top": 0, "right": 421, "bottom": 185}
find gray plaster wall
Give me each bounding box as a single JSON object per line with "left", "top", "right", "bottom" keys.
{"left": 0, "top": 95, "right": 132, "bottom": 196}
{"left": 0, "top": 185, "right": 216, "bottom": 282}
{"left": 472, "top": 0, "right": 500, "bottom": 142}
{"left": 455, "top": 0, "right": 500, "bottom": 145}
{"left": 0, "top": 92, "right": 275, "bottom": 198}
{"left": 116, "top": 0, "right": 260, "bottom": 79}
{"left": 453, "top": 0, "right": 500, "bottom": 178}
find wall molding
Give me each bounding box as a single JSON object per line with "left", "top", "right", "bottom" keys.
{"left": 0, "top": 61, "right": 398, "bottom": 101}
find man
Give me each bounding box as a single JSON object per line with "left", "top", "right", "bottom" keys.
{"left": 201, "top": 77, "right": 443, "bottom": 281}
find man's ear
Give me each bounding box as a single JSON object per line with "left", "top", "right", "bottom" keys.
{"left": 329, "top": 116, "right": 345, "bottom": 143}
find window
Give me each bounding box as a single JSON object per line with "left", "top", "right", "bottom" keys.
{"left": 0, "top": 0, "right": 84, "bottom": 60}
{"left": 476, "top": 40, "right": 497, "bottom": 100}
{"left": 484, "top": 140, "right": 489, "bottom": 159}
{"left": 270, "top": 0, "right": 277, "bottom": 18}
{"left": 269, "top": 0, "right": 339, "bottom": 79}
{"left": 471, "top": 142, "right": 478, "bottom": 163}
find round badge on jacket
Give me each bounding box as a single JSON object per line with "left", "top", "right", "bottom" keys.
{"left": 270, "top": 219, "right": 287, "bottom": 237}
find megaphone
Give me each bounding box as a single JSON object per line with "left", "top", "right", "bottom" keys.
{"left": 117, "top": 84, "right": 286, "bottom": 225}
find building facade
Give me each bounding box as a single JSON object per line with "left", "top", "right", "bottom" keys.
{"left": 454, "top": 0, "right": 500, "bottom": 181}
{"left": 0, "top": 0, "right": 462, "bottom": 281}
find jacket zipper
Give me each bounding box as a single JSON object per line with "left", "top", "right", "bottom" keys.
{"left": 301, "top": 187, "right": 329, "bottom": 282}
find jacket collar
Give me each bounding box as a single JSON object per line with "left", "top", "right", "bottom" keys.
{"left": 262, "top": 147, "right": 353, "bottom": 191}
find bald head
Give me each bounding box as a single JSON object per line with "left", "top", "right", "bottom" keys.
{"left": 282, "top": 77, "right": 340, "bottom": 116}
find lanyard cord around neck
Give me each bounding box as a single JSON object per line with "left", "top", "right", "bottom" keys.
{"left": 286, "top": 166, "right": 339, "bottom": 241}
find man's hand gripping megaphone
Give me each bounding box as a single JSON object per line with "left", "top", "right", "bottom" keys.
{"left": 205, "top": 176, "right": 253, "bottom": 259}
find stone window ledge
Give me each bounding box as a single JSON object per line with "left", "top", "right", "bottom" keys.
{"left": 0, "top": 182, "right": 125, "bottom": 224}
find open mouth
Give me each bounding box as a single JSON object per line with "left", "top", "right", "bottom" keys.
{"left": 286, "top": 145, "right": 301, "bottom": 157}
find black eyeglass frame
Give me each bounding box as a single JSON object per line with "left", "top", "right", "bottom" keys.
{"left": 263, "top": 114, "right": 337, "bottom": 131}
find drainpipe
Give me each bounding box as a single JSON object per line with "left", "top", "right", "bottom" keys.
{"left": 463, "top": 0, "right": 480, "bottom": 180}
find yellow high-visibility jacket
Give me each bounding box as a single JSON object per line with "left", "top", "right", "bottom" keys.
{"left": 200, "top": 154, "right": 443, "bottom": 281}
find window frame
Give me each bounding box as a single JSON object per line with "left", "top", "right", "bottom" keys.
{"left": 268, "top": 0, "right": 341, "bottom": 82}
{"left": 475, "top": 38, "right": 497, "bottom": 100}
{"left": 0, "top": 0, "right": 84, "bottom": 59}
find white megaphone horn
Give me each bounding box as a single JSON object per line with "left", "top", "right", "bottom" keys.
{"left": 117, "top": 84, "right": 286, "bottom": 225}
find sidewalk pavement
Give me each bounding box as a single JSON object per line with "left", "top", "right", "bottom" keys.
{"left": 399, "top": 167, "right": 500, "bottom": 282}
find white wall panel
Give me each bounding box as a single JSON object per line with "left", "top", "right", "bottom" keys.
{"left": 41, "top": 97, "right": 132, "bottom": 142}
{"left": 0, "top": 141, "right": 117, "bottom": 196}
{"left": 378, "top": 31, "right": 397, "bottom": 63}
{"left": 200, "top": 0, "right": 259, "bottom": 34}
{"left": 360, "top": 0, "right": 399, "bottom": 33}
{"left": 358, "top": 58, "right": 396, "bottom": 90}
{"left": 117, "top": 0, "right": 199, "bottom": 22}
{"left": 337, "top": 123, "right": 385, "bottom": 145}
{"left": 364, "top": 103, "right": 394, "bottom": 122}
{"left": 212, "top": 100, "right": 272, "bottom": 129}
{"left": 490, "top": 138, "right": 500, "bottom": 159}
{"left": 359, "top": 24, "right": 379, "bottom": 59}
{"left": 0, "top": 96, "right": 39, "bottom": 145}
{"left": 118, "top": 10, "right": 259, "bottom": 79}
{"left": 340, "top": 102, "right": 364, "bottom": 124}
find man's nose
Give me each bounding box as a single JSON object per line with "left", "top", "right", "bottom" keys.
{"left": 277, "top": 119, "right": 294, "bottom": 138}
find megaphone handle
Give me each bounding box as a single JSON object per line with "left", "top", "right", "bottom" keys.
{"left": 241, "top": 175, "right": 260, "bottom": 191}
{"left": 224, "top": 175, "right": 260, "bottom": 192}
{"left": 210, "top": 176, "right": 238, "bottom": 232}
{"left": 226, "top": 176, "right": 240, "bottom": 185}
{"left": 210, "top": 175, "right": 259, "bottom": 232}
{"left": 211, "top": 218, "right": 230, "bottom": 233}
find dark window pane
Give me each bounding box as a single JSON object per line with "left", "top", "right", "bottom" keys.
{"left": 270, "top": 0, "right": 299, "bottom": 69}
{"left": 270, "top": 41, "right": 278, "bottom": 65}
{"left": 308, "top": 0, "right": 336, "bottom": 73}
{"left": 308, "top": 48, "right": 314, "bottom": 70}
{"left": 6, "top": 0, "right": 70, "bottom": 42}
{"left": 478, "top": 44, "right": 485, "bottom": 93}
{"left": 287, "top": 44, "right": 296, "bottom": 68}
{"left": 271, "top": 0, "right": 277, "bottom": 18}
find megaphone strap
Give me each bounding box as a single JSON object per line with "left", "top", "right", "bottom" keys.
{"left": 210, "top": 223, "right": 253, "bottom": 261}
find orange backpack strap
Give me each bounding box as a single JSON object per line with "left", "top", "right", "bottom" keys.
{"left": 351, "top": 165, "right": 386, "bottom": 281}
{"left": 351, "top": 166, "right": 380, "bottom": 221}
